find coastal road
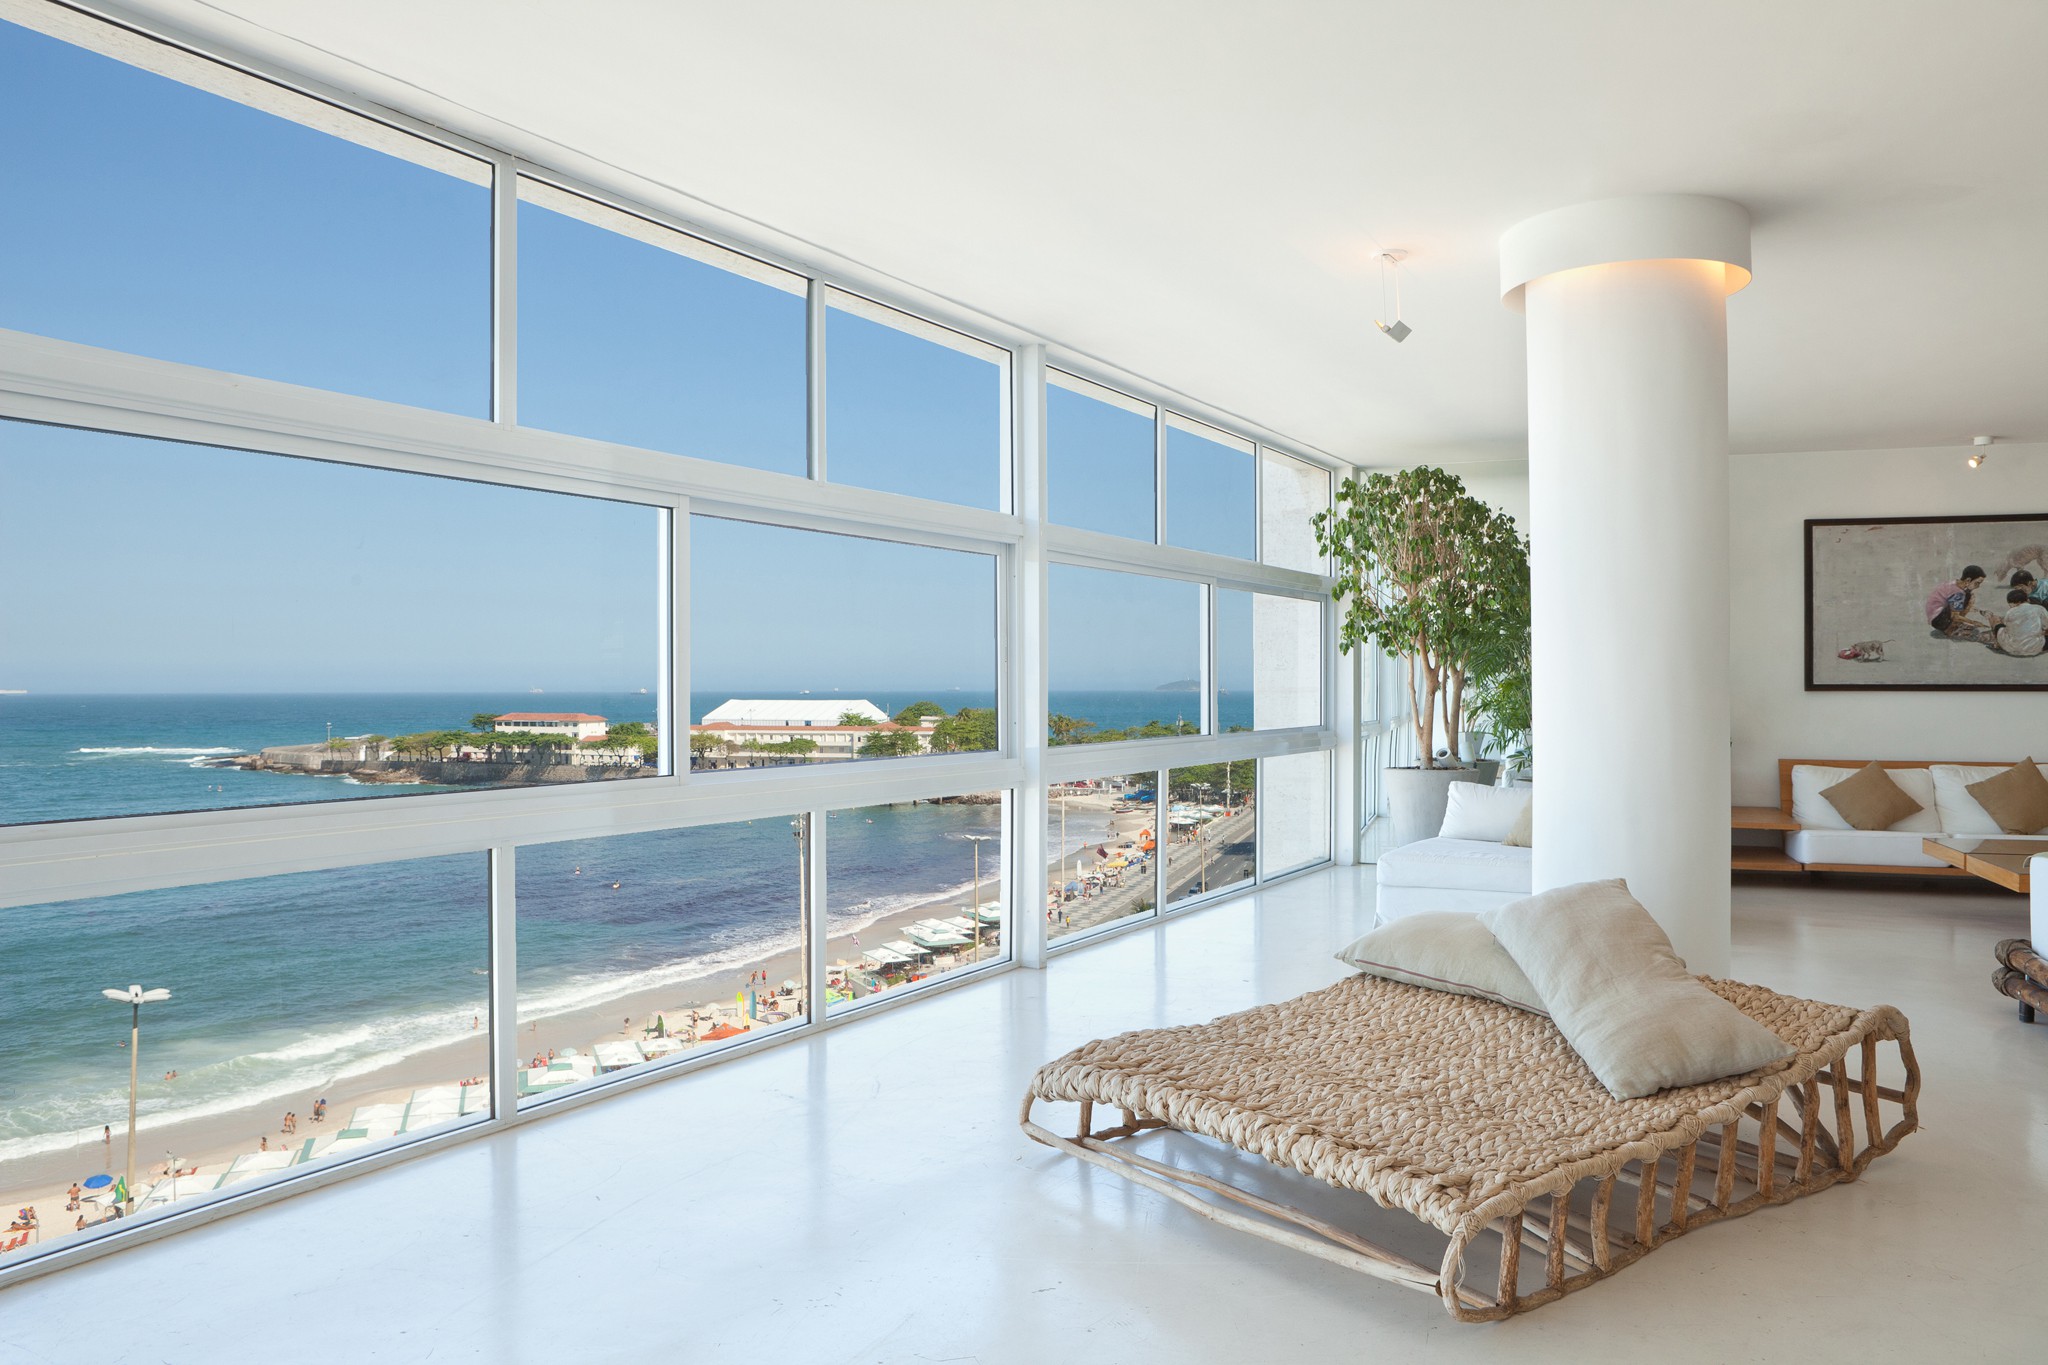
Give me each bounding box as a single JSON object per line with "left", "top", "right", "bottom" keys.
{"left": 1049, "top": 806, "right": 1255, "bottom": 940}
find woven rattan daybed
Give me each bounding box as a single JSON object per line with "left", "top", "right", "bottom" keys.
{"left": 1021, "top": 973, "right": 1919, "bottom": 1321}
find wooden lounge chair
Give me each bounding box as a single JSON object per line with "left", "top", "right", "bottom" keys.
{"left": 1021, "top": 973, "right": 1918, "bottom": 1321}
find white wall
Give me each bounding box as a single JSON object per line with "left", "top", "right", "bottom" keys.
{"left": 1424, "top": 442, "right": 2047, "bottom": 804}
{"left": 1729, "top": 441, "right": 2047, "bottom": 804}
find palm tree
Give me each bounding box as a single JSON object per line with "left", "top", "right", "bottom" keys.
{"left": 1048, "top": 714, "right": 1093, "bottom": 745}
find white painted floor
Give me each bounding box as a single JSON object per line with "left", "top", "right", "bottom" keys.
{"left": 3, "top": 870, "right": 2041, "bottom": 1364}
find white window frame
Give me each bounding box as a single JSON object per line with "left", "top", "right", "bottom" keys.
{"left": 0, "top": 0, "right": 1356, "bottom": 1286}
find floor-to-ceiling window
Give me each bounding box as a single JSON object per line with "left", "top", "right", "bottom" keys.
{"left": 0, "top": 1, "right": 1339, "bottom": 1279}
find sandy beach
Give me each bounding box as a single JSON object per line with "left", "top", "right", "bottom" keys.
{"left": 0, "top": 793, "right": 1148, "bottom": 1258}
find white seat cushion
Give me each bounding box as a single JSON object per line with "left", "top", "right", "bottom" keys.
{"left": 1376, "top": 837, "right": 1535, "bottom": 893}
{"left": 1437, "top": 783, "right": 1532, "bottom": 842}
{"left": 1790, "top": 764, "right": 1940, "bottom": 832}
{"left": 1785, "top": 828, "right": 1947, "bottom": 868}
{"left": 1931, "top": 764, "right": 2012, "bottom": 835}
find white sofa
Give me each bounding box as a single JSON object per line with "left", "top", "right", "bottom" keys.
{"left": 1375, "top": 783, "right": 1532, "bottom": 922}
{"left": 1779, "top": 762, "right": 2034, "bottom": 872}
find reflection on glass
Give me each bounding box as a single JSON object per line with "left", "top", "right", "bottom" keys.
{"left": 1165, "top": 762, "right": 1256, "bottom": 906}
{"left": 1048, "top": 774, "right": 1158, "bottom": 941}
{"left": 0, "top": 422, "right": 663, "bottom": 826}
{"left": 0, "top": 856, "right": 487, "bottom": 1264}
{"left": 689, "top": 516, "right": 998, "bottom": 770}
{"left": 0, "top": 18, "right": 489, "bottom": 414}
{"left": 1047, "top": 564, "right": 1203, "bottom": 745}
{"left": 825, "top": 294, "right": 1004, "bottom": 509}
{"left": 516, "top": 821, "right": 808, "bottom": 1105}
{"left": 1261, "top": 450, "right": 1330, "bottom": 573}
{"left": 1048, "top": 373, "right": 1155, "bottom": 541}
{"left": 1262, "top": 750, "right": 1332, "bottom": 876}
{"left": 1217, "top": 589, "right": 1254, "bottom": 733}
{"left": 1165, "top": 418, "right": 1255, "bottom": 559}
{"left": 516, "top": 181, "right": 807, "bottom": 474}
{"left": 1253, "top": 594, "right": 1323, "bottom": 729}
{"left": 825, "top": 794, "right": 1006, "bottom": 1013}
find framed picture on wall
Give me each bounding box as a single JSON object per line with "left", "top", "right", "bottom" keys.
{"left": 1806, "top": 513, "right": 2048, "bottom": 690}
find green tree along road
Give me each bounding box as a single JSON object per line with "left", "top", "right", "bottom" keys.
{"left": 929, "top": 706, "right": 996, "bottom": 753}
{"left": 837, "top": 710, "right": 877, "bottom": 727}
{"left": 858, "top": 729, "right": 922, "bottom": 757}
{"left": 892, "top": 700, "right": 947, "bottom": 726}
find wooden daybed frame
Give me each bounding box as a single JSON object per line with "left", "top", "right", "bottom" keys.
{"left": 1021, "top": 973, "right": 1919, "bottom": 1322}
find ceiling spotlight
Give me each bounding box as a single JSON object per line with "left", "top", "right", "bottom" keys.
{"left": 1374, "top": 250, "right": 1411, "bottom": 343}
{"left": 1967, "top": 435, "right": 1994, "bottom": 469}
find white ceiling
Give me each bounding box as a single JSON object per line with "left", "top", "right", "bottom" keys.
{"left": 128, "top": 0, "right": 2048, "bottom": 465}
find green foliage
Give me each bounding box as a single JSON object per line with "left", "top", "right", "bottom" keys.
{"left": 859, "top": 728, "right": 923, "bottom": 757}
{"left": 1047, "top": 713, "right": 1093, "bottom": 745}
{"left": 929, "top": 707, "right": 997, "bottom": 753}
{"left": 1313, "top": 466, "right": 1526, "bottom": 769}
{"left": 470, "top": 712, "right": 501, "bottom": 731}
{"left": 742, "top": 737, "right": 818, "bottom": 756}
{"left": 606, "top": 721, "right": 652, "bottom": 741}
{"left": 1168, "top": 760, "right": 1256, "bottom": 803}
{"left": 893, "top": 701, "right": 948, "bottom": 726}
{"left": 1062, "top": 716, "right": 1197, "bottom": 745}
{"left": 837, "top": 710, "right": 877, "bottom": 727}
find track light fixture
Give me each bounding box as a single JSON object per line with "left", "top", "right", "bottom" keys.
{"left": 1374, "top": 250, "right": 1411, "bottom": 343}
{"left": 1967, "top": 435, "right": 1994, "bottom": 469}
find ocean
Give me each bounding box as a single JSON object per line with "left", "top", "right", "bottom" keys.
{"left": 0, "top": 689, "right": 1208, "bottom": 1166}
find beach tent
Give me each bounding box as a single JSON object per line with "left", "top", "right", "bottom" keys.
{"left": 594, "top": 1039, "right": 647, "bottom": 1072}
{"left": 402, "top": 1088, "right": 464, "bottom": 1132}
{"left": 860, "top": 945, "right": 911, "bottom": 967}
{"left": 639, "top": 1037, "right": 686, "bottom": 1060}
{"left": 459, "top": 1083, "right": 493, "bottom": 1116}
{"left": 700, "top": 1022, "right": 746, "bottom": 1041}
{"left": 939, "top": 916, "right": 981, "bottom": 937}
{"left": 884, "top": 939, "right": 933, "bottom": 962}
{"left": 348, "top": 1102, "right": 408, "bottom": 1138}
{"left": 903, "top": 924, "right": 970, "bottom": 949}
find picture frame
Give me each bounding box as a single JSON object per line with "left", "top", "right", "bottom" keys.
{"left": 1805, "top": 513, "right": 2048, "bottom": 691}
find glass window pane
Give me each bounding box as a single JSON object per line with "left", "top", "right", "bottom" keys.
{"left": 0, "top": 423, "right": 665, "bottom": 826}
{"left": 516, "top": 180, "right": 807, "bottom": 474}
{"left": 1261, "top": 450, "right": 1330, "bottom": 573}
{"left": 1220, "top": 591, "right": 1323, "bottom": 732}
{"left": 1165, "top": 763, "right": 1255, "bottom": 906}
{"left": 515, "top": 822, "right": 807, "bottom": 1105}
{"left": 0, "top": 855, "right": 487, "bottom": 1263}
{"left": 1164, "top": 417, "right": 1254, "bottom": 559}
{"left": 825, "top": 793, "right": 1006, "bottom": 1014}
{"left": 1048, "top": 775, "right": 1158, "bottom": 941}
{"left": 1047, "top": 372, "right": 1154, "bottom": 541}
{"left": 825, "top": 291, "right": 1005, "bottom": 509}
{"left": 1048, "top": 565, "right": 1202, "bottom": 744}
{"left": 1254, "top": 594, "right": 1324, "bottom": 730}
{"left": 689, "top": 517, "right": 997, "bottom": 769}
{"left": 1263, "top": 750, "right": 1332, "bottom": 876}
{"left": 0, "top": 18, "right": 489, "bottom": 414}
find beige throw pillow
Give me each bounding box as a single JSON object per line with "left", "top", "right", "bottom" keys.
{"left": 1480, "top": 880, "right": 1793, "bottom": 1100}
{"left": 1336, "top": 912, "right": 1546, "bottom": 1014}
{"left": 1503, "top": 799, "right": 1533, "bottom": 847}
{"left": 1966, "top": 758, "right": 2048, "bottom": 835}
{"left": 1820, "top": 762, "right": 1925, "bottom": 831}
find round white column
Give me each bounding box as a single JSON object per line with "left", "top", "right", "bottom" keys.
{"left": 1501, "top": 195, "right": 1751, "bottom": 975}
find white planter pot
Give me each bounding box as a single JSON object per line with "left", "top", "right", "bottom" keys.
{"left": 1385, "top": 766, "right": 1488, "bottom": 847}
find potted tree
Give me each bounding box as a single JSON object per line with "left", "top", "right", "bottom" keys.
{"left": 1459, "top": 518, "right": 1532, "bottom": 784}
{"left": 1315, "top": 466, "right": 1524, "bottom": 845}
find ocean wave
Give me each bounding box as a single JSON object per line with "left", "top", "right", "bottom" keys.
{"left": 75, "top": 746, "right": 237, "bottom": 756}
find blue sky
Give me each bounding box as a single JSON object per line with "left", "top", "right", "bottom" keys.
{"left": 0, "top": 17, "right": 1218, "bottom": 695}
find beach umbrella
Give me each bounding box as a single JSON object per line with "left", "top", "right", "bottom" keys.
{"left": 82, "top": 1174, "right": 113, "bottom": 1191}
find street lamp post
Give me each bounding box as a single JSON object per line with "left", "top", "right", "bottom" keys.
{"left": 101, "top": 984, "right": 170, "bottom": 1213}
{"left": 964, "top": 833, "right": 995, "bottom": 965}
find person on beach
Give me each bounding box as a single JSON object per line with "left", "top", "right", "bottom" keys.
{"left": 102, "top": 1126, "right": 110, "bottom": 1147}
{"left": 75, "top": 1215, "right": 86, "bottom": 1232}
{"left": 66, "top": 1184, "right": 80, "bottom": 1211}
{"left": 259, "top": 1136, "right": 268, "bottom": 1152}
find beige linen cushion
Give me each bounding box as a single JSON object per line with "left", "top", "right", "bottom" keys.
{"left": 1820, "top": 762, "right": 1926, "bottom": 831}
{"left": 1930, "top": 764, "right": 2008, "bottom": 834}
{"left": 1502, "top": 799, "right": 1533, "bottom": 847}
{"left": 1790, "top": 764, "right": 1940, "bottom": 832}
{"left": 1966, "top": 758, "right": 2048, "bottom": 835}
{"left": 1480, "top": 879, "right": 1793, "bottom": 1099}
{"left": 1335, "top": 912, "right": 1546, "bottom": 1014}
